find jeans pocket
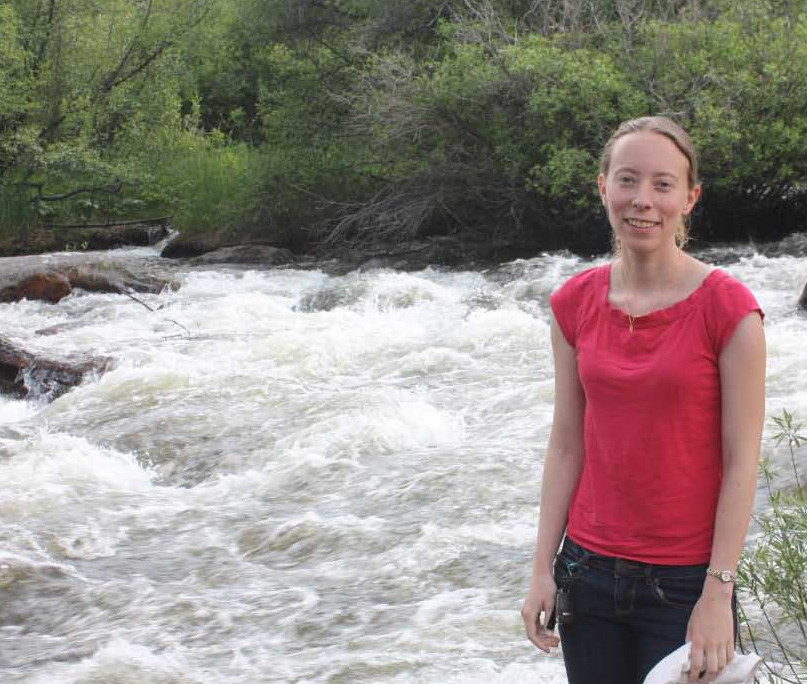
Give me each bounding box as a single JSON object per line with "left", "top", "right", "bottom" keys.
{"left": 649, "top": 574, "right": 704, "bottom": 610}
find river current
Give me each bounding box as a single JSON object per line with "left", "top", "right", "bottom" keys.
{"left": 0, "top": 238, "right": 805, "bottom": 683}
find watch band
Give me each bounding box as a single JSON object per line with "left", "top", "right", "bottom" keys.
{"left": 706, "top": 567, "right": 736, "bottom": 583}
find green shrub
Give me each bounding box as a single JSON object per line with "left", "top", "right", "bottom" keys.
{"left": 739, "top": 410, "right": 807, "bottom": 682}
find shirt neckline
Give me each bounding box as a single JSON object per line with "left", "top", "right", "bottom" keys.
{"left": 601, "top": 262, "right": 723, "bottom": 329}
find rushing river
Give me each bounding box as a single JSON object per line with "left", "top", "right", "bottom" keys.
{"left": 1, "top": 238, "right": 805, "bottom": 683}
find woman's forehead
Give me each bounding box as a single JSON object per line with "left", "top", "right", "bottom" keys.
{"left": 610, "top": 130, "right": 690, "bottom": 175}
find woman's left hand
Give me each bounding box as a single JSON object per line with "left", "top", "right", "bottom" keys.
{"left": 685, "top": 586, "right": 735, "bottom": 682}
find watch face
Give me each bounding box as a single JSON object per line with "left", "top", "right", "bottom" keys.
{"left": 721, "top": 570, "right": 733, "bottom": 582}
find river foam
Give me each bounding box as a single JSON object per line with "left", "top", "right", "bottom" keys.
{"left": 0, "top": 241, "right": 805, "bottom": 682}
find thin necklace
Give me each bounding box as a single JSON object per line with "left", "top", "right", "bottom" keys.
{"left": 620, "top": 259, "right": 636, "bottom": 334}
{"left": 619, "top": 248, "right": 685, "bottom": 333}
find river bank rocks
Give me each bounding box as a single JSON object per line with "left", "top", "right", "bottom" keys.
{"left": 160, "top": 229, "right": 536, "bottom": 273}
{"left": 0, "top": 222, "right": 169, "bottom": 257}
{"left": 160, "top": 233, "right": 297, "bottom": 266}
{"left": 0, "top": 335, "right": 109, "bottom": 400}
{"left": 306, "top": 236, "right": 534, "bottom": 276}
{"left": 189, "top": 245, "right": 294, "bottom": 266}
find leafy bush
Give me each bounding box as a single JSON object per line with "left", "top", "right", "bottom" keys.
{"left": 3, "top": 0, "right": 807, "bottom": 250}
{"left": 739, "top": 410, "right": 807, "bottom": 682}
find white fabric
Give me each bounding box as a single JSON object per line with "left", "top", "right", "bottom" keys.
{"left": 643, "top": 642, "right": 762, "bottom": 684}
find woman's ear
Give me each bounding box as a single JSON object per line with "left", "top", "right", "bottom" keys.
{"left": 597, "top": 174, "right": 607, "bottom": 205}
{"left": 684, "top": 183, "right": 702, "bottom": 215}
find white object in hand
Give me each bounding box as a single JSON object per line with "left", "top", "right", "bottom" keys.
{"left": 643, "top": 642, "right": 762, "bottom": 684}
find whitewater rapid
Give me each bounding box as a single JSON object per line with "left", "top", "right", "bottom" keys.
{"left": 0, "top": 240, "right": 805, "bottom": 683}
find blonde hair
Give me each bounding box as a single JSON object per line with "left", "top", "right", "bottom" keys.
{"left": 600, "top": 116, "right": 699, "bottom": 249}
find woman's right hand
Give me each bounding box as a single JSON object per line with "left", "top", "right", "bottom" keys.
{"left": 521, "top": 573, "right": 560, "bottom": 652}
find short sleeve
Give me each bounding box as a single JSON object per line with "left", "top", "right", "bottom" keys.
{"left": 549, "top": 266, "right": 603, "bottom": 348}
{"left": 706, "top": 274, "right": 764, "bottom": 354}
{"left": 550, "top": 284, "right": 578, "bottom": 348}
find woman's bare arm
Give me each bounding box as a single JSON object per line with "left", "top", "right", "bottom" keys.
{"left": 522, "top": 316, "right": 586, "bottom": 651}
{"left": 686, "top": 312, "right": 766, "bottom": 682}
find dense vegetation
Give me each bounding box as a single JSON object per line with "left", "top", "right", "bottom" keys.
{"left": 2, "top": 0, "right": 807, "bottom": 254}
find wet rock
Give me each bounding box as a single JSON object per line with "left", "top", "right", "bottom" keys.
{"left": 297, "top": 281, "right": 368, "bottom": 312}
{"left": 799, "top": 281, "right": 807, "bottom": 311}
{"left": 0, "top": 272, "right": 72, "bottom": 304}
{"left": 0, "top": 335, "right": 109, "bottom": 400}
{"left": 161, "top": 233, "right": 226, "bottom": 258}
{"left": 189, "top": 245, "right": 294, "bottom": 266}
{"left": 35, "top": 322, "right": 82, "bottom": 336}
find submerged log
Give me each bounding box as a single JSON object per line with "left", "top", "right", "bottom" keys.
{"left": 0, "top": 335, "right": 109, "bottom": 400}
{"left": 62, "top": 264, "right": 169, "bottom": 295}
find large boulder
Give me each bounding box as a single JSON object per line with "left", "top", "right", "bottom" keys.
{"left": 0, "top": 335, "right": 109, "bottom": 400}
{"left": 160, "top": 233, "right": 225, "bottom": 259}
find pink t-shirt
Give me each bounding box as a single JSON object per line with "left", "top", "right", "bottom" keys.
{"left": 550, "top": 264, "right": 763, "bottom": 564}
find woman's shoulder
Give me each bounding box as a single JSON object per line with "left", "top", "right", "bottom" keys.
{"left": 698, "top": 267, "right": 764, "bottom": 352}
{"left": 701, "top": 268, "right": 760, "bottom": 306}
{"left": 553, "top": 263, "right": 609, "bottom": 299}
{"left": 550, "top": 264, "right": 608, "bottom": 347}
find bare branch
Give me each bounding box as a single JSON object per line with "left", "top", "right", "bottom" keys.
{"left": 27, "top": 182, "right": 123, "bottom": 203}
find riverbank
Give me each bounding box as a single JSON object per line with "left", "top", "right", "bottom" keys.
{"left": 6, "top": 222, "right": 807, "bottom": 274}
{"left": 0, "top": 222, "right": 171, "bottom": 257}
{"left": 0, "top": 221, "right": 603, "bottom": 273}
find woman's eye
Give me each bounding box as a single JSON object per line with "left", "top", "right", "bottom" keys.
{"left": 655, "top": 181, "right": 672, "bottom": 191}
{"left": 617, "top": 176, "right": 635, "bottom": 185}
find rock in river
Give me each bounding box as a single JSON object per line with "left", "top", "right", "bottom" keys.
{"left": 0, "top": 335, "right": 109, "bottom": 400}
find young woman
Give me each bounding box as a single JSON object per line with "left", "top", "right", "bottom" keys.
{"left": 521, "top": 117, "right": 766, "bottom": 684}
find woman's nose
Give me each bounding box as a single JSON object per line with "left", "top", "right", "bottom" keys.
{"left": 631, "top": 186, "right": 653, "bottom": 209}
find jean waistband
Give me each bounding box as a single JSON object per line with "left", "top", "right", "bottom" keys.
{"left": 559, "top": 537, "right": 708, "bottom": 579}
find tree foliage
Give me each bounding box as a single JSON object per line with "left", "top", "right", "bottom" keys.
{"left": 1, "top": 0, "right": 806, "bottom": 250}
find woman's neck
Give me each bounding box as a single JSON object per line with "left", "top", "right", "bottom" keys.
{"left": 618, "top": 245, "right": 685, "bottom": 292}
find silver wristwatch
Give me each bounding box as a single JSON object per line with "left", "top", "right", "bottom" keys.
{"left": 706, "top": 567, "right": 736, "bottom": 583}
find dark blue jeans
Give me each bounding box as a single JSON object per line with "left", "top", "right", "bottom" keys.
{"left": 553, "top": 537, "right": 738, "bottom": 684}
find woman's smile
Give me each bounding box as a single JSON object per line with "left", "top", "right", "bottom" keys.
{"left": 625, "top": 218, "right": 661, "bottom": 230}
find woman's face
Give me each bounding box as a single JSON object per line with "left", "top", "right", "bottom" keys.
{"left": 597, "top": 131, "right": 701, "bottom": 254}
